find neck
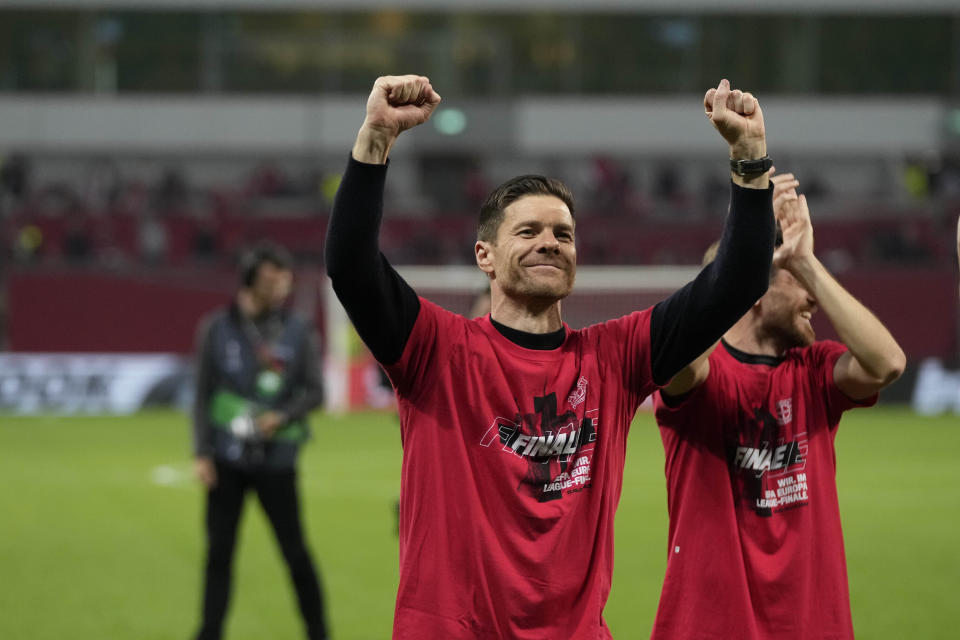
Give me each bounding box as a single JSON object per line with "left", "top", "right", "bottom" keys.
{"left": 237, "top": 291, "right": 268, "bottom": 319}
{"left": 723, "top": 315, "right": 788, "bottom": 358}
{"left": 489, "top": 295, "right": 563, "bottom": 333}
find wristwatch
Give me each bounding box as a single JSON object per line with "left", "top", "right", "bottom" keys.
{"left": 730, "top": 155, "right": 773, "bottom": 177}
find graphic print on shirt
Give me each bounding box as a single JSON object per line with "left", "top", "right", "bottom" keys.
{"left": 726, "top": 398, "right": 810, "bottom": 517}
{"left": 567, "top": 376, "right": 588, "bottom": 409}
{"left": 479, "top": 388, "right": 597, "bottom": 503}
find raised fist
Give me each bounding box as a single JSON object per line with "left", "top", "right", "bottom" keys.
{"left": 704, "top": 79, "right": 766, "bottom": 161}
{"left": 363, "top": 75, "right": 442, "bottom": 139}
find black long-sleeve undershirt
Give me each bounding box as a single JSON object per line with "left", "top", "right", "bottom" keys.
{"left": 325, "top": 157, "right": 774, "bottom": 386}
{"left": 325, "top": 158, "right": 422, "bottom": 365}
{"left": 648, "top": 182, "right": 774, "bottom": 384}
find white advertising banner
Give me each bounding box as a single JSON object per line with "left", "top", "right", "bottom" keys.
{"left": 0, "top": 354, "right": 190, "bottom": 415}
{"left": 912, "top": 358, "right": 960, "bottom": 416}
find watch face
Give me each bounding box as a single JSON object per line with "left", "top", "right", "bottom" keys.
{"left": 732, "top": 157, "right": 771, "bottom": 175}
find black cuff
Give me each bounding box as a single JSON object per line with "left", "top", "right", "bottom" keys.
{"left": 342, "top": 155, "right": 389, "bottom": 194}
{"left": 729, "top": 179, "right": 774, "bottom": 209}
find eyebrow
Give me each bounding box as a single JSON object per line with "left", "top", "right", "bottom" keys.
{"left": 511, "top": 219, "right": 575, "bottom": 233}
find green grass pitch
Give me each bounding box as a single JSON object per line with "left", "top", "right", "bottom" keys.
{"left": 1, "top": 406, "right": 957, "bottom": 639}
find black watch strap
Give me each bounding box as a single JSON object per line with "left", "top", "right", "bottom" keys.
{"left": 730, "top": 155, "right": 773, "bottom": 176}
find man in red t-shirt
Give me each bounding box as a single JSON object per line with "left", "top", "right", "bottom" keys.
{"left": 651, "top": 173, "right": 906, "bottom": 639}
{"left": 326, "top": 74, "right": 777, "bottom": 639}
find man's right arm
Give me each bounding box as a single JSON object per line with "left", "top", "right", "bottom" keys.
{"left": 324, "top": 75, "right": 441, "bottom": 364}
{"left": 193, "top": 318, "right": 218, "bottom": 488}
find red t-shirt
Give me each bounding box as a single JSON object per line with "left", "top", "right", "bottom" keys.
{"left": 651, "top": 340, "right": 876, "bottom": 640}
{"left": 385, "top": 298, "right": 657, "bottom": 640}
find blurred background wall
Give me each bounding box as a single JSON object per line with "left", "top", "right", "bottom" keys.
{"left": 1, "top": 0, "right": 958, "bottom": 410}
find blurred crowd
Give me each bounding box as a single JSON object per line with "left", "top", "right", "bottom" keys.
{"left": 1, "top": 150, "right": 959, "bottom": 272}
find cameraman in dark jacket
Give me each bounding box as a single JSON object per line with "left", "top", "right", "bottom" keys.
{"left": 191, "top": 242, "right": 328, "bottom": 640}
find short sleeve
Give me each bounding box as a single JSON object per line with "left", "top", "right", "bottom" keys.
{"left": 384, "top": 298, "right": 465, "bottom": 401}
{"left": 805, "top": 340, "right": 878, "bottom": 426}
{"left": 585, "top": 308, "right": 657, "bottom": 406}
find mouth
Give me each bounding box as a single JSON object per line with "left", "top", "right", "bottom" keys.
{"left": 527, "top": 264, "right": 564, "bottom": 271}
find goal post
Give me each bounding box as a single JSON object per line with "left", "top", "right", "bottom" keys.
{"left": 323, "top": 265, "right": 700, "bottom": 412}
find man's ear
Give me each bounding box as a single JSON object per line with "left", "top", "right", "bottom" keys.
{"left": 475, "top": 241, "right": 495, "bottom": 275}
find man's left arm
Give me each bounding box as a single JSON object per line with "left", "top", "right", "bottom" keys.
{"left": 790, "top": 255, "right": 905, "bottom": 400}
{"left": 649, "top": 79, "right": 775, "bottom": 387}
{"left": 776, "top": 186, "right": 906, "bottom": 401}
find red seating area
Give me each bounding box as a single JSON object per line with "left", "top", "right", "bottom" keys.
{"left": 3, "top": 205, "right": 953, "bottom": 268}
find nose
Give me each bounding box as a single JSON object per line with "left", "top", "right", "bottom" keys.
{"left": 538, "top": 232, "right": 561, "bottom": 253}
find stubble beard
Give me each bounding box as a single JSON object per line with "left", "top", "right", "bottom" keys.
{"left": 763, "top": 309, "right": 816, "bottom": 351}
{"left": 501, "top": 266, "right": 575, "bottom": 306}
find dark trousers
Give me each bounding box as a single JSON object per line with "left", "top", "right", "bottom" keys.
{"left": 195, "top": 462, "right": 328, "bottom": 640}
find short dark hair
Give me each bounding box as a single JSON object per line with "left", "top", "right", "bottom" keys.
{"left": 239, "top": 242, "right": 294, "bottom": 287}
{"left": 477, "top": 175, "right": 575, "bottom": 243}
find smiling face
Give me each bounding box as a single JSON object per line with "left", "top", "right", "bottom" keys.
{"left": 476, "top": 194, "right": 577, "bottom": 304}
{"left": 758, "top": 268, "right": 817, "bottom": 350}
